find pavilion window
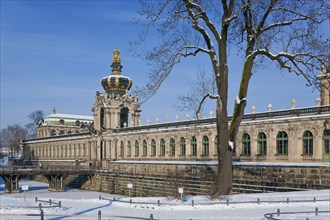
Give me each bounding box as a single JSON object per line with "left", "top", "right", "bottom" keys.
{"left": 160, "top": 139, "right": 165, "bottom": 156}
{"left": 257, "top": 132, "right": 267, "bottom": 156}
{"left": 151, "top": 139, "right": 156, "bottom": 156}
{"left": 135, "top": 140, "right": 139, "bottom": 156}
{"left": 50, "top": 130, "right": 56, "bottom": 136}
{"left": 180, "top": 137, "right": 186, "bottom": 156}
{"left": 170, "top": 138, "right": 176, "bottom": 156}
{"left": 120, "top": 141, "right": 124, "bottom": 156}
{"left": 143, "top": 140, "right": 147, "bottom": 156}
{"left": 202, "top": 136, "right": 209, "bottom": 156}
{"left": 302, "top": 131, "right": 313, "bottom": 155}
{"left": 276, "top": 131, "right": 288, "bottom": 155}
{"left": 127, "top": 141, "right": 131, "bottom": 157}
{"left": 242, "top": 133, "right": 251, "bottom": 156}
{"left": 191, "top": 136, "right": 197, "bottom": 156}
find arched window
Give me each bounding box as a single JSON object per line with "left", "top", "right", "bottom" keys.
{"left": 242, "top": 133, "right": 251, "bottom": 156}
{"left": 143, "top": 140, "right": 147, "bottom": 156}
{"left": 135, "top": 140, "right": 139, "bottom": 156}
{"left": 151, "top": 139, "right": 156, "bottom": 156}
{"left": 50, "top": 130, "right": 56, "bottom": 136}
{"left": 257, "top": 132, "right": 267, "bottom": 156}
{"left": 191, "top": 136, "right": 197, "bottom": 156}
{"left": 120, "top": 141, "right": 124, "bottom": 156}
{"left": 302, "top": 131, "right": 313, "bottom": 155}
{"left": 276, "top": 131, "right": 288, "bottom": 155}
{"left": 170, "top": 138, "right": 176, "bottom": 156}
{"left": 202, "top": 136, "right": 209, "bottom": 156}
{"left": 59, "top": 119, "right": 65, "bottom": 125}
{"left": 127, "top": 141, "right": 131, "bottom": 157}
{"left": 160, "top": 139, "right": 165, "bottom": 156}
{"left": 180, "top": 137, "right": 186, "bottom": 156}
{"left": 323, "top": 130, "right": 330, "bottom": 154}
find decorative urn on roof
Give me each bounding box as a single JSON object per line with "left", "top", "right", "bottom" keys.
{"left": 101, "top": 49, "right": 132, "bottom": 95}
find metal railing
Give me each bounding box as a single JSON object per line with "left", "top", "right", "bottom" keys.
{"left": 99, "top": 195, "right": 330, "bottom": 207}
{"left": 114, "top": 105, "right": 330, "bottom": 133}
{"left": 0, "top": 197, "right": 62, "bottom": 220}
{"left": 264, "top": 208, "right": 330, "bottom": 220}
{"left": 0, "top": 165, "right": 96, "bottom": 175}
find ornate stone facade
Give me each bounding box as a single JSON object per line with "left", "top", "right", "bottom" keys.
{"left": 21, "top": 50, "right": 330, "bottom": 166}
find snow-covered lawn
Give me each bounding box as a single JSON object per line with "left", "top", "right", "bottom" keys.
{"left": 0, "top": 178, "right": 329, "bottom": 220}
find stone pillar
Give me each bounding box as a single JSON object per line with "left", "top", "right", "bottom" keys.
{"left": 315, "top": 126, "right": 324, "bottom": 161}
{"left": 2, "top": 175, "right": 21, "bottom": 193}
{"left": 135, "top": 112, "right": 141, "bottom": 127}
{"left": 317, "top": 67, "right": 329, "bottom": 106}
{"left": 88, "top": 142, "right": 91, "bottom": 159}
{"left": 104, "top": 108, "right": 110, "bottom": 129}
{"left": 45, "top": 174, "right": 67, "bottom": 192}
{"left": 209, "top": 135, "right": 216, "bottom": 158}
{"left": 129, "top": 109, "right": 134, "bottom": 127}
{"left": 267, "top": 129, "right": 275, "bottom": 160}
{"left": 196, "top": 136, "right": 201, "bottom": 158}
{"left": 93, "top": 109, "right": 100, "bottom": 131}
{"left": 107, "top": 140, "right": 112, "bottom": 159}
{"left": 251, "top": 132, "right": 258, "bottom": 159}
{"left": 109, "top": 139, "right": 114, "bottom": 160}
{"left": 186, "top": 137, "right": 191, "bottom": 157}
{"left": 90, "top": 142, "right": 95, "bottom": 159}
{"left": 116, "top": 112, "right": 121, "bottom": 128}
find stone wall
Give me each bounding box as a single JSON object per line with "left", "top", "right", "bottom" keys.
{"left": 78, "top": 162, "right": 330, "bottom": 197}
{"left": 81, "top": 162, "right": 216, "bottom": 197}
{"left": 233, "top": 164, "right": 330, "bottom": 192}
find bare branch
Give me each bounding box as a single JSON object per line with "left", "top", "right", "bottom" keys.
{"left": 196, "top": 92, "right": 219, "bottom": 120}
{"left": 256, "top": 0, "right": 277, "bottom": 33}
{"left": 261, "top": 17, "right": 308, "bottom": 33}
{"left": 272, "top": 7, "right": 322, "bottom": 23}
{"left": 225, "top": 3, "right": 249, "bottom": 24}
{"left": 176, "top": 45, "right": 211, "bottom": 57}
{"left": 251, "top": 49, "right": 327, "bottom": 86}
{"left": 183, "top": 0, "right": 215, "bottom": 50}
{"left": 184, "top": 0, "right": 222, "bottom": 44}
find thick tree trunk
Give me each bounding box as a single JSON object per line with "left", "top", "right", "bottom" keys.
{"left": 214, "top": 89, "right": 233, "bottom": 196}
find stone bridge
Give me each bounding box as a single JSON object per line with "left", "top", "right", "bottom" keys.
{"left": 0, "top": 166, "right": 96, "bottom": 193}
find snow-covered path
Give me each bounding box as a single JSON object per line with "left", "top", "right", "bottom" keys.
{"left": 0, "top": 178, "right": 329, "bottom": 220}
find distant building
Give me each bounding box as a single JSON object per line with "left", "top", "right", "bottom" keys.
{"left": 36, "top": 107, "right": 93, "bottom": 137}
{"left": 22, "top": 50, "right": 330, "bottom": 166}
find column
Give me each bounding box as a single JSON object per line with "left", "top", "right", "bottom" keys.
{"left": 2, "top": 175, "right": 21, "bottom": 193}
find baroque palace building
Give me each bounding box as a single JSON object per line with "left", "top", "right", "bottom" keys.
{"left": 22, "top": 49, "right": 330, "bottom": 167}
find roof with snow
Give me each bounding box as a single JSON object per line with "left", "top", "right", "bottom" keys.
{"left": 43, "top": 113, "right": 93, "bottom": 126}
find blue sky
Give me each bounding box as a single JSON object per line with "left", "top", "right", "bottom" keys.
{"left": 0, "top": 0, "right": 321, "bottom": 129}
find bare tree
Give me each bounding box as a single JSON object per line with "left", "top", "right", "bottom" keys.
{"left": 133, "top": 0, "right": 329, "bottom": 195}
{"left": 0, "top": 124, "right": 27, "bottom": 157}
{"left": 173, "top": 67, "right": 216, "bottom": 115}
{"left": 25, "top": 110, "right": 44, "bottom": 138}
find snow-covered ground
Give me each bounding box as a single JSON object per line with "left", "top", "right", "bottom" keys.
{"left": 0, "top": 178, "right": 329, "bottom": 220}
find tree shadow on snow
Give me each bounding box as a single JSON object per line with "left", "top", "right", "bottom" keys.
{"left": 48, "top": 200, "right": 112, "bottom": 220}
